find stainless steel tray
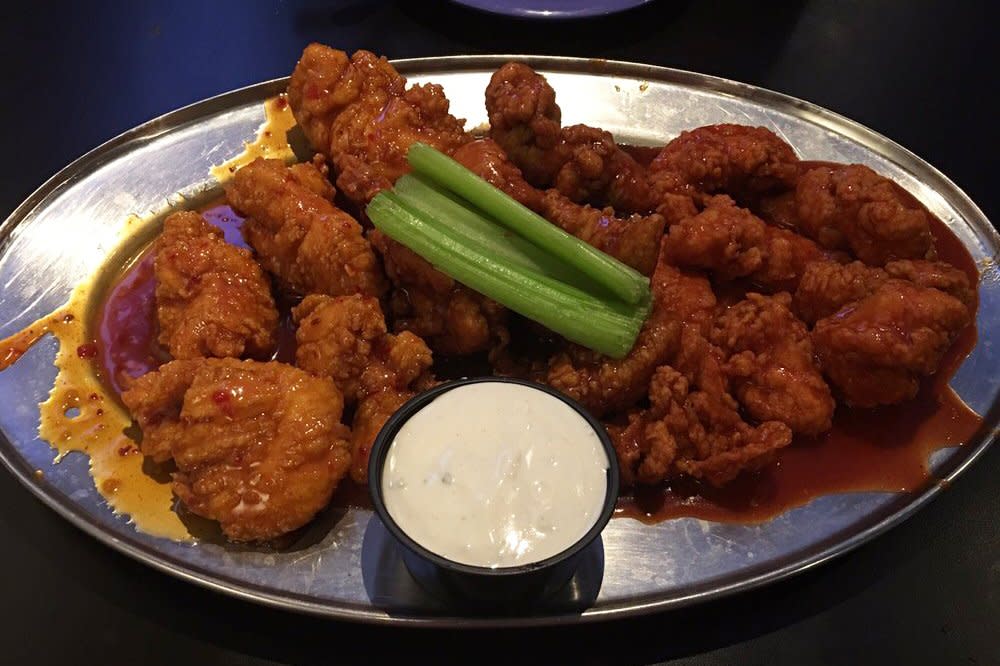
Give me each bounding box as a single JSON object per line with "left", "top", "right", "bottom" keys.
{"left": 0, "top": 56, "right": 996, "bottom": 627}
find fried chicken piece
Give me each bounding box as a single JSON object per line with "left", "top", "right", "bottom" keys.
{"left": 349, "top": 390, "right": 416, "bottom": 486}
{"left": 549, "top": 124, "right": 654, "bottom": 213}
{"left": 538, "top": 191, "right": 665, "bottom": 275}
{"left": 292, "top": 294, "right": 432, "bottom": 404}
{"left": 545, "top": 308, "right": 680, "bottom": 418}
{"left": 544, "top": 244, "right": 690, "bottom": 417}
{"left": 154, "top": 212, "right": 278, "bottom": 360}
{"left": 290, "top": 294, "right": 434, "bottom": 483}
{"left": 452, "top": 138, "right": 543, "bottom": 210}
{"left": 793, "top": 164, "right": 935, "bottom": 265}
{"left": 225, "top": 158, "right": 386, "bottom": 298}
{"left": 608, "top": 255, "right": 794, "bottom": 486}
{"left": 794, "top": 258, "right": 974, "bottom": 324}
{"left": 121, "top": 359, "right": 352, "bottom": 542}
{"left": 648, "top": 168, "right": 699, "bottom": 226}
{"left": 712, "top": 292, "right": 834, "bottom": 435}
{"left": 651, "top": 260, "right": 718, "bottom": 336}
{"left": 885, "top": 259, "right": 975, "bottom": 309}
{"left": 484, "top": 62, "right": 562, "bottom": 187}
{"left": 370, "top": 229, "right": 508, "bottom": 356}
{"left": 663, "top": 195, "right": 826, "bottom": 292}
{"left": 649, "top": 124, "right": 799, "bottom": 200}
{"left": 452, "top": 139, "right": 665, "bottom": 275}
{"left": 287, "top": 43, "right": 469, "bottom": 204}
{"left": 611, "top": 360, "right": 793, "bottom": 488}
{"left": 793, "top": 260, "right": 888, "bottom": 324}
{"left": 812, "top": 280, "right": 971, "bottom": 407}
{"left": 485, "top": 62, "right": 652, "bottom": 212}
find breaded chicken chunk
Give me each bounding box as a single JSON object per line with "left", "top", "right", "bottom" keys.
{"left": 611, "top": 341, "right": 793, "bottom": 488}
{"left": 287, "top": 43, "right": 469, "bottom": 204}
{"left": 485, "top": 62, "right": 652, "bottom": 212}
{"left": 121, "top": 359, "right": 352, "bottom": 542}
{"left": 545, "top": 307, "right": 680, "bottom": 418}
{"left": 451, "top": 138, "right": 544, "bottom": 210}
{"left": 794, "top": 259, "right": 974, "bottom": 324}
{"left": 650, "top": 124, "right": 799, "bottom": 200}
{"left": 543, "top": 241, "right": 698, "bottom": 417}
{"left": 793, "top": 164, "right": 935, "bottom": 265}
{"left": 225, "top": 158, "right": 386, "bottom": 298}
{"left": 370, "top": 229, "right": 508, "bottom": 356}
{"left": 812, "top": 280, "right": 971, "bottom": 407}
{"left": 538, "top": 190, "right": 665, "bottom": 276}
{"left": 793, "top": 260, "right": 889, "bottom": 324}
{"left": 291, "top": 294, "right": 434, "bottom": 483}
{"left": 154, "top": 211, "right": 278, "bottom": 360}
{"left": 712, "top": 292, "right": 834, "bottom": 435}
{"left": 453, "top": 139, "right": 665, "bottom": 275}
{"left": 663, "top": 195, "right": 827, "bottom": 292}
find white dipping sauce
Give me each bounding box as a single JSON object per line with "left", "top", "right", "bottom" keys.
{"left": 382, "top": 382, "right": 609, "bottom": 569}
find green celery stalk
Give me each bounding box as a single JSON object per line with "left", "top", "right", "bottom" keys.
{"left": 406, "top": 142, "right": 649, "bottom": 305}
{"left": 367, "top": 193, "right": 647, "bottom": 357}
{"left": 393, "top": 174, "right": 607, "bottom": 294}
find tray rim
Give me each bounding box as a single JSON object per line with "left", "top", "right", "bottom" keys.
{"left": 0, "top": 54, "right": 996, "bottom": 628}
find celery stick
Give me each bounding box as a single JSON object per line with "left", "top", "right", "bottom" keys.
{"left": 393, "top": 174, "right": 607, "bottom": 294}
{"left": 406, "top": 142, "right": 649, "bottom": 305}
{"left": 368, "top": 193, "right": 646, "bottom": 357}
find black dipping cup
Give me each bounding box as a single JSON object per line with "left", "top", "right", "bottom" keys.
{"left": 368, "top": 377, "right": 619, "bottom": 606}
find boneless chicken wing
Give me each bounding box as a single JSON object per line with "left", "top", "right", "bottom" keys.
{"left": 793, "top": 260, "right": 889, "bottom": 324}
{"left": 485, "top": 62, "right": 652, "bottom": 212}
{"left": 451, "top": 138, "right": 544, "bottom": 210}
{"left": 543, "top": 243, "right": 693, "bottom": 417}
{"left": 663, "top": 195, "right": 827, "bottom": 292}
{"left": 611, "top": 349, "right": 793, "bottom": 488}
{"left": 884, "top": 259, "right": 975, "bottom": 309}
{"left": 292, "top": 294, "right": 432, "bottom": 403}
{"left": 711, "top": 292, "right": 834, "bottom": 435}
{"left": 483, "top": 62, "right": 563, "bottom": 187}
{"left": 452, "top": 139, "right": 665, "bottom": 275}
{"left": 792, "top": 164, "right": 935, "bottom": 265}
{"left": 553, "top": 124, "right": 653, "bottom": 213}
{"left": 812, "top": 280, "right": 971, "bottom": 407}
{"left": 121, "top": 359, "right": 352, "bottom": 542}
{"left": 650, "top": 124, "right": 799, "bottom": 201}
{"left": 609, "top": 263, "right": 795, "bottom": 486}
{"left": 287, "top": 43, "right": 469, "bottom": 204}
{"left": 545, "top": 308, "right": 680, "bottom": 418}
{"left": 651, "top": 259, "right": 719, "bottom": 337}
{"left": 225, "top": 158, "right": 386, "bottom": 298}
{"left": 291, "top": 294, "right": 434, "bottom": 482}
{"left": 370, "top": 229, "right": 508, "bottom": 356}
{"left": 154, "top": 211, "right": 278, "bottom": 360}
{"left": 538, "top": 191, "right": 665, "bottom": 276}
{"left": 794, "top": 259, "right": 974, "bottom": 324}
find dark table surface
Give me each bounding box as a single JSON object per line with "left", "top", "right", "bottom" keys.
{"left": 1, "top": 1, "right": 997, "bottom": 664}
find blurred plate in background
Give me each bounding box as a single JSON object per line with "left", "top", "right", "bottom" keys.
{"left": 450, "top": 0, "right": 653, "bottom": 19}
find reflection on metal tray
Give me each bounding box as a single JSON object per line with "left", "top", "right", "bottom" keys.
{"left": 0, "top": 56, "right": 996, "bottom": 627}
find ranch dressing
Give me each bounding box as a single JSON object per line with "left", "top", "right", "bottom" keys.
{"left": 382, "top": 382, "right": 609, "bottom": 569}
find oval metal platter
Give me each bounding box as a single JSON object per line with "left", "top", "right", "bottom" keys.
{"left": 0, "top": 56, "right": 997, "bottom": 627}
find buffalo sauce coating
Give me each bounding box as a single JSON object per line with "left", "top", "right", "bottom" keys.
{"left": 616, "top": 158, "right": 984, "bottom": 524}
{"left": 82, "top": 146, "right": 986, "bottom": 529}
{"left": 0, "top": 96, "right": 300, "bottom": 541}
{"left": 100, "top": 176, "right": 985, "bottom": 525}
